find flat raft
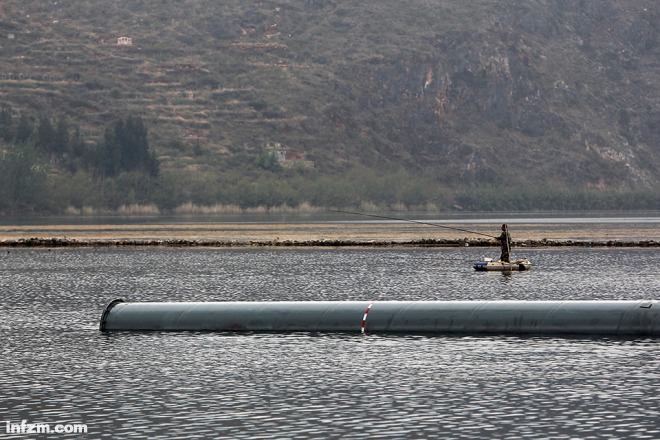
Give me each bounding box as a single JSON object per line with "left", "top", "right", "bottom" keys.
{"left": 473, "top": 258, "right": 532, "bottom": 271}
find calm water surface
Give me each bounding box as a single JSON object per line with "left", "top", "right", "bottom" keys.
{"left": 1, "top": 247, "right": 659, "bottom": 438}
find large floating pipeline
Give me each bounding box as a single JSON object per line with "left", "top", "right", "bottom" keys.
{"left": 100, "top": 299, "right": 660, "bottom": 336}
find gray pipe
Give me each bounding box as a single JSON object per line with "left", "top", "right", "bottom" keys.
{"left": 100, "top": 299, "right": 659, "bottom": 336}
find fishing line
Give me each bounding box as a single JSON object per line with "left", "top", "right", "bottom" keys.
{"left": 437, "top": 258, "right": 482, "bottom": 263}
{"left": 327, "top": 210, "right": 498, "bottom": 239}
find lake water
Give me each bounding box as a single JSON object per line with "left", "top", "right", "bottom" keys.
{"left": 1, "top": 247, "right": 659, "bottom": 438}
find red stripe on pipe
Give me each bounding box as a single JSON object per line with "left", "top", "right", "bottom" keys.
{"left": 361, "top": 302, "right": 374, "bottom": 334}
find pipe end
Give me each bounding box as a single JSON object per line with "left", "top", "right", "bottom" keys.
{"left": 99, "top": 298, "right": 125, "bottom": 332}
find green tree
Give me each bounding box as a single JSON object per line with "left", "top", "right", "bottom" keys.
{"left": 0, "top": 104, "right": 13, "bottom": 142}
{"left": 35, "top": 115, "right": 55, "bottom": 154}
{"left": 99, "top": 116, "right": 159, "bottom": 177}
{"left": 14, "top": 115, "right": 33, "bottom": 145}
{"left": 0, "top": 143, "right": 46, "bottom": 212}
{"left": 256, "top": 150, "right": 280, "bottom": 170}
{"left": 53, "top": 116, "right": 70, "bottom": 156}
{"left": 64, "top": 125, "right": 86, "bottom": 173}
{"left": 100, "top": 125, "right": 121, "bottom": 177}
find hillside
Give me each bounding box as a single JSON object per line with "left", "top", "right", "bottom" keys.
{"left": 0, "top": 0, "right": 658, "bottom": 212}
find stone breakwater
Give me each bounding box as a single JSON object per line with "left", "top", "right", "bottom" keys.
{"left": 1, "top": 237, "right": 658, "bottom": 248}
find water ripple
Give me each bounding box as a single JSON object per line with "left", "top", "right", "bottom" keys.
{"left": 0, "top": 248, "right": 659, "bottom": 438}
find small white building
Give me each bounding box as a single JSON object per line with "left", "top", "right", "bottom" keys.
{"left": 117, "top": 37, "right": 132, "bottom": 46}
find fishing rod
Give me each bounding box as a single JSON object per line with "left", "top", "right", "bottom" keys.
{"left": 328, "top": 209, "right": 498, "bottom": 239}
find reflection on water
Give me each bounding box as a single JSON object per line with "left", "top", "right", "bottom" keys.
{"left": 1, "top": 248, "right": 659, "bottom": 438}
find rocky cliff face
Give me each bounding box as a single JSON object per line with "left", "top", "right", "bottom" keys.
{"left": 340, "top": 1, "right": 659, "bottom": 189}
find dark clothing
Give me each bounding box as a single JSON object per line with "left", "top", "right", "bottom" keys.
{"left": 498, "top": 230, "right": 511, "bottom": 263}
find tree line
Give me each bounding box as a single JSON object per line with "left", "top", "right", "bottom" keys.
{"left": 0, "top": 104, "right": 658, "bottom": 214}
{"left": 0, "top": 105, "right": 159, "bottom": 213}
{"left": 1, "top": 105, "right": 158, "bottom": 177}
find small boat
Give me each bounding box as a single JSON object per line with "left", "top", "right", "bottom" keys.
{"left": 473, "top": 258, "right": 532, "bottom": 271}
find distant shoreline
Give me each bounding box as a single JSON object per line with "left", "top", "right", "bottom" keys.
{"left": 1, "top": 222, "right": 658, "bottom": 248}
{"left": 1, "top": 237, "right": 658, "bottom": 248}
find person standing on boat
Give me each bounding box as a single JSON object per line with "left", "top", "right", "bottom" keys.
{"left": 498, "top": 224, "right": 511, "bottom": 263}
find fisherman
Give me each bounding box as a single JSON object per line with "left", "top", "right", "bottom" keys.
{"left": 497, "top": 224, "right": 511, "bottom": 263}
